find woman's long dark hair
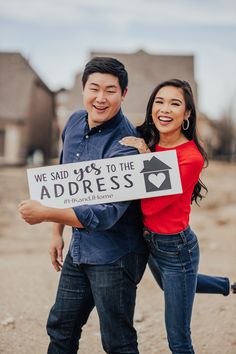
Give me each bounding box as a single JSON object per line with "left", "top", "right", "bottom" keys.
{"left": 138, "top": 79, "right": 208, "bottom": 204}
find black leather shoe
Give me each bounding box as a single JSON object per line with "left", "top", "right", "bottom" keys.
{"left": 231, "top": 282, "right": 236, "bottom": 293}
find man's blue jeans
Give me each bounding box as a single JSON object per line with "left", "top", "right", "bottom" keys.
{"left": 145, "top": 226, "right": 230, "bottom": 354}
{"left": 47, "top": 251, "right": 147, "bottom": 354}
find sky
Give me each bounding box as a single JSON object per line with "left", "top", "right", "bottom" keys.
{"left": 0, "top": 0, "right": 236, "bottom": 119}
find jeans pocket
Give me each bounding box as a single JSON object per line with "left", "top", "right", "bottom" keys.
{"left": 155, "top": 241, "right": 180, "bottom": 257}
{"left": 189, "top": 239, "right": 199, "bottom": 253}
{"left": 178, "top": 238, "right": 199, "bottom": 273}
{"left": 188, "top": 240, "right": 200, "bottom": 273}
{"left": 144, "top": 237, "right": 156, "bottom": 253}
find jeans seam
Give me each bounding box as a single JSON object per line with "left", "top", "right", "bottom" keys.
{"left": 183, "top": 272, "right": 193, "bottom": 351}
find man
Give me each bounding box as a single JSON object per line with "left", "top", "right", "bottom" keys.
{"left": 19, "top": 57, "right": 148, "bottom": 354}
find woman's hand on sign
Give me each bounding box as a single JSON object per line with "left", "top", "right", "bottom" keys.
{"left": 18, "top": 200, "right": 47, "bottom": 225}
{"left": 119, "top": 136, "right": 150, "bottom": 154}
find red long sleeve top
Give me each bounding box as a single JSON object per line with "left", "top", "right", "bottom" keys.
{"left": 141, "top": 140, "right": 204, "bottom": 234}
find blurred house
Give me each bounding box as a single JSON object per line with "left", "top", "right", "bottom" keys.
{"left": 55, "top": 87, "right": 70, "bottom": 133}
{"left": 0, "top": 52, "right": 57, "bottom": 165}
{"left": 55, "top": 49, "right": 219, "bottom": 157}
{"left": 56, "top": 49, "right": 197, "bottom": 129}
{"left": 196, "top": 112, "right": 220, "bottom": 158}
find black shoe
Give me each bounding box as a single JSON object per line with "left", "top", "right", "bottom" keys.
{"left": 231, "top": 282, "right": 236, "bottom": 293}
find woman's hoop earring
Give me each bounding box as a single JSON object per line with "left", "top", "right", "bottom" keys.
{"left": 182, "top": 118, "right": 189, "bottom": 130}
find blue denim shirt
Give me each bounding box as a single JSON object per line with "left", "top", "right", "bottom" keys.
{"left": 61, "top": 109, "right": 148, "bottom": 264}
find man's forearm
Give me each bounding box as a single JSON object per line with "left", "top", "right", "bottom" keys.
{"left": 18, "top": 200, "right": 84, "bottom": 227}
{"left": 45, "top": 207, "right": 84, "bottom": 228}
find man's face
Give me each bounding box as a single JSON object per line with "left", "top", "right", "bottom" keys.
{"left": 82, "top": 73, "right": 127, "bottom": 128}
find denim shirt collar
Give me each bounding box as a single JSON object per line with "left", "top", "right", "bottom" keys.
{"left": 85, "top": 109, "right": 123, "bottom": 136}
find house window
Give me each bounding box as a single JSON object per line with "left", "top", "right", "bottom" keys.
{"left": 0, "top": 130, "right": 5, "bottom": 156}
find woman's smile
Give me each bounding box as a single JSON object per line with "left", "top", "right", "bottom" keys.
{"left": 158, "top": 115, "right": 173, "bottom": 125}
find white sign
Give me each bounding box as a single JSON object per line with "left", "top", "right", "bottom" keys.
{"left": 27, "top": 151, "right": 182, "bottom": 208}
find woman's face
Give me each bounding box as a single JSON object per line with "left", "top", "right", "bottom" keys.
{"left": 151, "top": 85, "right": 190, "bottom": 135}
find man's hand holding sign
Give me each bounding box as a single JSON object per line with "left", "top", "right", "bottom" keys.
{"left": 19, "top": 200, "right": 46, "bottom": 224}
{"left": 18, "top": 199, "right": 83, "bottom": 227}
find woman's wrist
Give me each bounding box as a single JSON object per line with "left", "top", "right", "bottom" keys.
{"left": 119, "top": 137, "right": 150, "bottom": 154}
{"left": 140, "top": 142, "right": 150, "bottom": 154}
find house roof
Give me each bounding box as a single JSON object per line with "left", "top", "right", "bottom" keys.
{"left": 91, "top": 50, "right": 196, "bottom": 125}
{"left": 0, "top": 52, "right": 51, "bottom": 121}
{"left": 63, "top": 49, "right": 196, "bottom": 126}
{"left": 141, "top": 156, "right": 172, "bottom": 173}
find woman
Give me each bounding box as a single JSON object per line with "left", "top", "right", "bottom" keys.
{"left": 119, "top": 79, "right": 235, "bottom": 354}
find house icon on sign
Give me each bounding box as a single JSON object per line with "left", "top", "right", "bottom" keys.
{"left": 141, "top": 156, "right": 172, "bottom": 192}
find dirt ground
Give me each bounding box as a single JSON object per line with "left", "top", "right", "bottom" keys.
{"left": 0, "top": 161, "right": 236, "bottom": 354}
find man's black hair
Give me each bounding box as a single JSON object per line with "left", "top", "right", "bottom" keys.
{"left": 82, "top": 57, "right": 128, "bottom": 94}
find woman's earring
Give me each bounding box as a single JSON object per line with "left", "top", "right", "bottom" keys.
{"left": 182, "top": 118, "right": 189, "bottom": 130}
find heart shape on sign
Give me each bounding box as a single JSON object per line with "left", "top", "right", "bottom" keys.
{"left": 148, "top": 173, "right": 166, "bottom": 188}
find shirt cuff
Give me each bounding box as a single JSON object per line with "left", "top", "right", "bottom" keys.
{"left": 72, "top": 205, "right": 99, "bottom": 229}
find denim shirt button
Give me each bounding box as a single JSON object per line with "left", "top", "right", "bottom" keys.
{"left": 76, "top": 153, "right": 80, "bottom": 157}
{"left": 85, "top": 135, "right": 89, "bottom": 139}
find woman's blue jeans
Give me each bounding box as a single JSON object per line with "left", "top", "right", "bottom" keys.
{"left": 47, "top": 251, "right": 147, "bottom": 354}
{"left": 144, "top": 226, "right": 230, "bottom": 354}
